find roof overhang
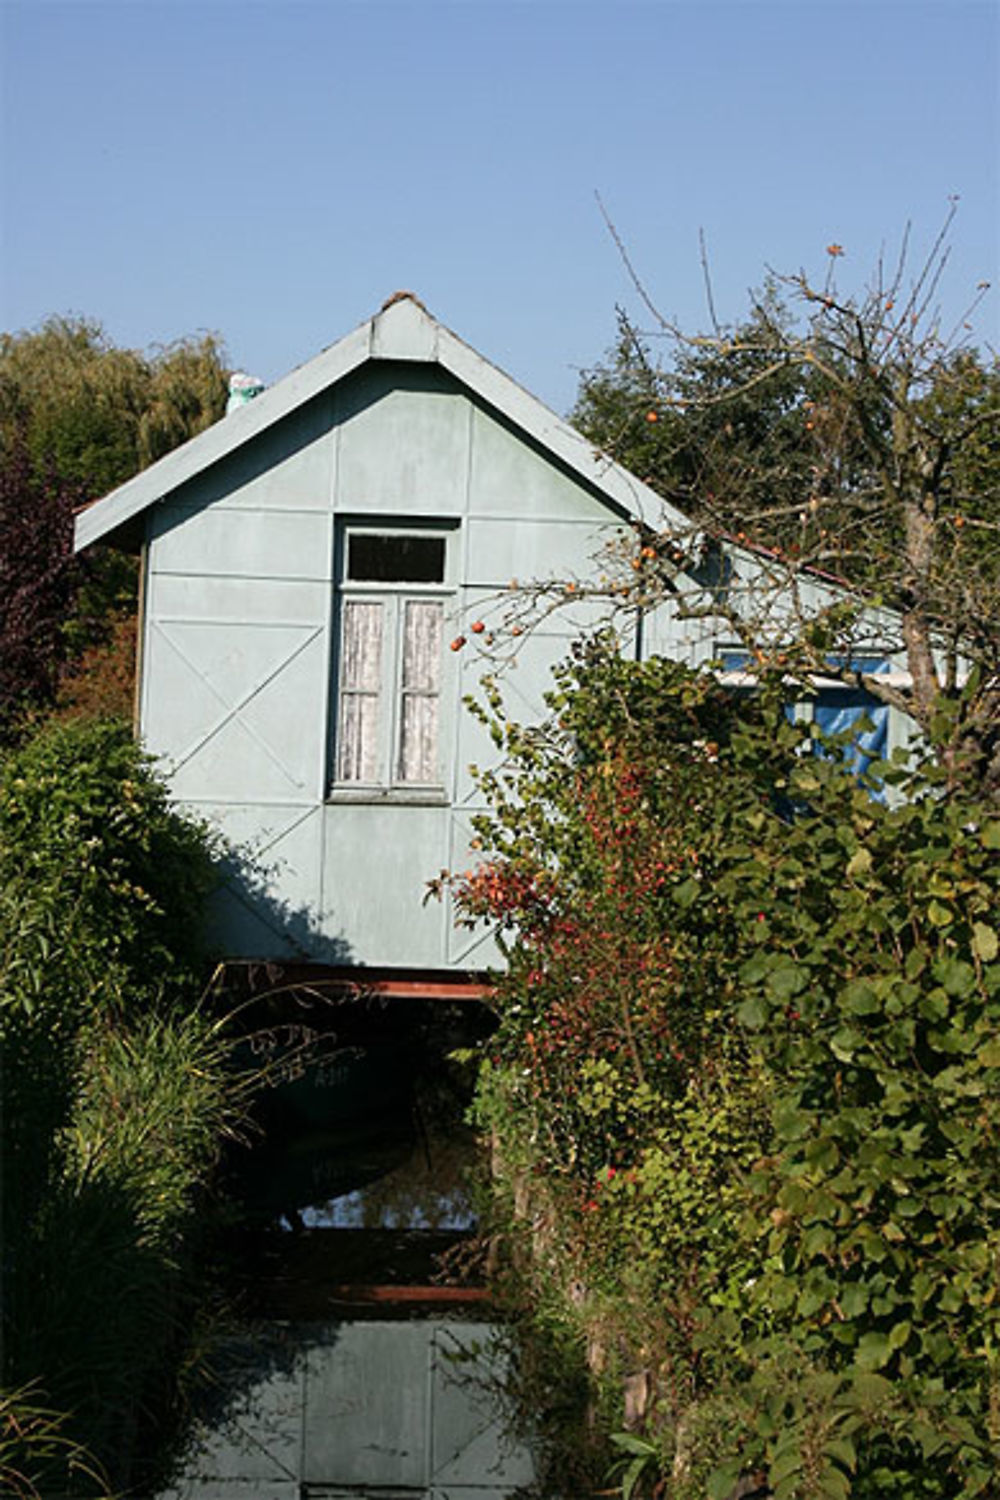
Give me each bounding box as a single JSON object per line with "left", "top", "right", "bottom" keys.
{"left": 74, "top": 295, "right": 681, "bottom": 553}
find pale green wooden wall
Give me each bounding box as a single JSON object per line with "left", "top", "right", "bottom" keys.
{"left": 141, "top": 363, "right": 629, "bottom": 968}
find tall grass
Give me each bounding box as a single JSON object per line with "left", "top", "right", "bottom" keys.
{"left": 1, "top": 1386, "right": 112, "bottom": 1500}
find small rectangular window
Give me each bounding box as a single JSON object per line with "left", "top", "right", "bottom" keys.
{"left": 347, "top": 532, "right": 446, "bottom": 584}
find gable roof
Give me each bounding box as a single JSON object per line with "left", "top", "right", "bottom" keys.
{"left": 74, "top": 294, "right": 682, "bottom": 552}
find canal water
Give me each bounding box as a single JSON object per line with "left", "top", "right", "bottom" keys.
{"left": 160, "top": 996, "right": 537, "bottom": 1500}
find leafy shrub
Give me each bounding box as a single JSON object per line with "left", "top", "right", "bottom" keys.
{"left": 0, "top": 716, "right": 214, "bottom": 990}
{"left": 454, "top": 640, "right": 1000, "bottom": 1498}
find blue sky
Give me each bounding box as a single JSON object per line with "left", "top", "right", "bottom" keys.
{"left": 2, "top": 0, "right": 997, "bottom": 416}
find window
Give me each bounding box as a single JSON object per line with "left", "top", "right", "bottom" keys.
{"left": 332, "top": 525, "right": 454, "bottom": 793}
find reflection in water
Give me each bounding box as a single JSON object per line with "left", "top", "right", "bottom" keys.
{"left": 228, "top": 998, "right": 492, "bottom": 1270}
{"left": 299, "top": 1117, "right": 479, "bottom": 1231}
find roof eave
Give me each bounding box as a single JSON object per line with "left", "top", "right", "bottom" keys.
{"left": 74, "top": 297, "right": 682, "bottom": 554}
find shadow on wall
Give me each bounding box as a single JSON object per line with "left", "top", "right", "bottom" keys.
{"left": 208, "top": 838, "right": 353, "bottom": 966}
{"left": 156, "top": 1320, "right": 347, "bottom": 1500}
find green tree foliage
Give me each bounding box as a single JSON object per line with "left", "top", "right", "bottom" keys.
{"left": 575, "top": 287, "right": 822, "bottom": 546}
{"left": 453, "top": 641, "right": 1000, "bottom": 1497}
{"left": 0, "top": 315, "right": 229, "bottom": 492}
{"left": 0, "top": 719, "right": 243, "bottom": 1496}
{"left": 0, "top": 317, "right": 231, "bottom": 729}
{"left": 572, "top": 220, "right": 1000, "bottom": 795}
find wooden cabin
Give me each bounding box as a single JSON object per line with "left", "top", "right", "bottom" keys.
{"left": 75, "top": 294, "right": 913, "bottom": 986}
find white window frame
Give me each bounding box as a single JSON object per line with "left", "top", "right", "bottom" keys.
{"left": 329, "top": 522, "right": 456, "bottom": 802}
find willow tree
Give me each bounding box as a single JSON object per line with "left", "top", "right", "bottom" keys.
{"left": 0, "top": 316, "right": 230, "bottom": 489}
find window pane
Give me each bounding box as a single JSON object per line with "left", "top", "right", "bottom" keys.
{"left": 348, "top": 533, "right": 446, "bottom": 584}
{"left": 338, "top": 602, "right": 383, "bottom": 780}
{"left": 398, "top": 696, "right": 438, "bottom": 783}
{"left": 338, "top": 695, "right": 380, "bottom": 782}
{"left": 402, "top": 601, "right": 442, "bottom": 691}
{"left": 398, "top": 600, "right": 442, "bottom": 782}
{"left": 341, "top": 601, "right": 383, "bottom": 689}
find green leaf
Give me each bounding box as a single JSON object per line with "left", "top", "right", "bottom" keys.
{"left": 708, "top": 1459, "right": 745, "bottom": 1500}
{"left": 888, "top": 1318, "right": 911, "bottom": 1351}
{"left": 840, "top": 980, "right": 879, "bottom": 1015}
{"left": 673, "top": 876, "right": 701, "bottom": 907}
{"left": 927, "top": 899, "right": 954, "bottom": 927}
{"left": 740, "top": 952, "right": 771, "bottom": 984}
{"left": 737, "top": 995, "right": 768, "bottom": 1029}
{"left": 934, "top": 958, "right": 976, "bottom": 996}
{"left": 856, "top": 1331, "right": 891, "bottom": 1369}
{"left": 911, "top": 1420, "right": 946, "bottom": 1458}
{"left": 774, "top": 1102, "right": 811, "bottom": 1140}
{"left": 919, "top": 989, "right": 950, "bottom": 1020}
{"left": 767, "top": 961, "right": 808, "bottom": 1000}
{"left": 817, "top": 1466, "right": 851, "bottom": 1500}
{"left": 622, "top": 1455, "right": 650, "bottom": 1500}
{"left": 972, "top": 922, "right": 998, "bottom": 963}
{"left": 829, "top": 1026, "right": 859, "bottom": 1062}
{"left": 978, "top": 1037, "right": 1000, "bottom": 1068}
{"left": 845, "top": 1371, "right": 892, "bottom": 1407}
{"left": 846, "top": 847, "right": 872, "bottom": 878}
{"left": 840, "top": 1283, "right": 869, "bottom": 1318}
{"left": 610, "top": 1432, "right": 657, "bottom": 1458}
{"left": 904, "top": 948, "right": 926, "bottom": 980}
{"left": 769, "top": 1445, "right": 804, "bottom": 1485}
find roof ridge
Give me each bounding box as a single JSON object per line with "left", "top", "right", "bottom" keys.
{"left": 380, "top": 290, "right": 429, "bottom": 314}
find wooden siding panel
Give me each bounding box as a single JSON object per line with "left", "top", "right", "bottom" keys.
{"left": 468, "top": 401, "right": 622, "bottom": 522}
{"left": 161, "top": 1344, "right": 303, "bottom": 1485}
{"left": 302, "top": 1322, "right": 429, "bottom": 1486}
{"left": 202, "top": 803, "right": 331, "bottom": 962}
{"left": 204, "top": 397, "right": 335, "bottom": 510}
{"left": 641, "top": 601, "right": 719, "bottom": 668}
{"left": 144, "top": 621, "right": 326, "bottom": 800}
{"left": 465, "top": 514, "right": 613, "bottom": 588}
{"left": 150, "top": 506, "right": 332, "bottom": 580}
{"left": 335, "top": 381, "right": 470, "bottom": 516}
{"left": 445, "top": 811, "right": 503, "bottom": 969}
{"left": 430, "top": 1325, "right": 535, "bottom": 1489}
{"left": 146, "top": 575, "right": 329, "bottom": 627}
{"left": 321, "top": 803, "right": 450, "bottom": 969}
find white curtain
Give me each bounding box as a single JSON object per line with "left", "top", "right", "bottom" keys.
{"left": 397, "top": 600, "right": 442, "bottom": 783}
{"left": 337, "top": 601, "right": 383, "bottom": 781}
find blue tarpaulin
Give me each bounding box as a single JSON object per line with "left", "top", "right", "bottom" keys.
{"left": 813, "top": 693, "right": 889, "bottom": 781}
{"left": 718, "top": 651, "right": 891, "bottom": 785}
